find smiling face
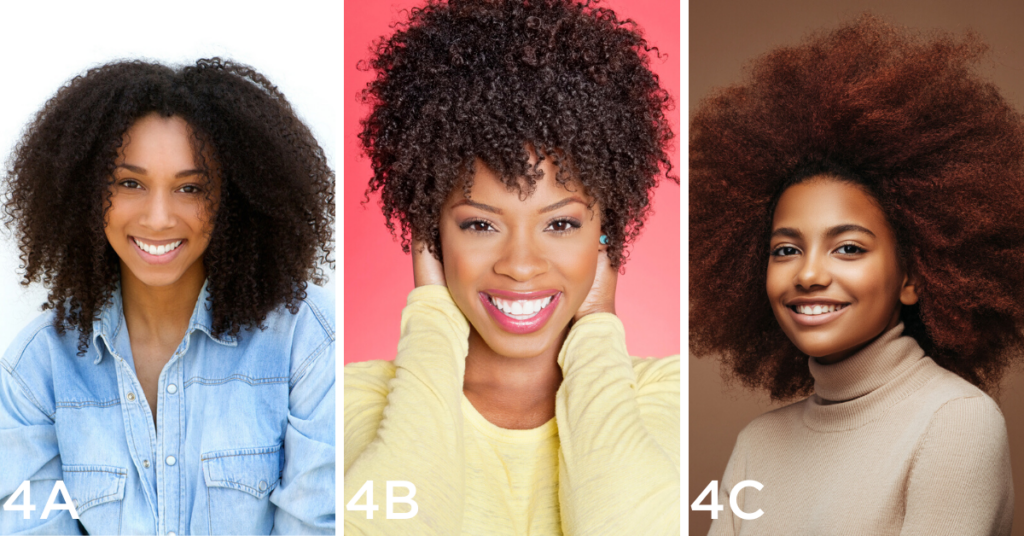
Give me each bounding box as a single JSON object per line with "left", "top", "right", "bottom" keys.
{"left": 439, "top": 157, "right": 602, "bottom": 359}
{"left": 766, "top": 176, "right": 918, "bottom": 364}
{"left": 105, "top": 113, "right": 218, "bottom": 290}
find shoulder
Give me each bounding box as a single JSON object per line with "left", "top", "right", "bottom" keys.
{"left": 631, "top": 354, "right": 680, "bottom": 392}
{"left": 265, "top": 283, "right": 334, "bottom": 338}
{"left": 0, "top": 311, "right": 69, "bottom": 419}
{"left": 734, "top": 397, "right": 808, "bottom": 446}
{"left": 344, "top": 360, "right": 396, "bottom": 403}
{"left": 1, "top": 310, "right": 69, "bottom": 374}
{"left": 919, "top": 365, "right": 1007, "bottom": 439}
{"left": 257, "top": 283, "right": 335, "bottom": 380}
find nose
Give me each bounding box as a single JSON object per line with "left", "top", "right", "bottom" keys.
{"left": 794, "top": 249, "right": 831, "bottom": 289}
{"left": 138, "top": 190, "right": 176, "bottom": 231}
{"left": 493, "top": 230, "right": 548, "bottom": 282}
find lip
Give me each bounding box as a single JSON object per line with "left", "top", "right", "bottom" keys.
{"left": 130, "top": 236, "right": 185, "bottom": 265}
{"left": 480, "top": 291, "right": 561, "bottom": 334}
{"left": 483, "top": 288, "right": 560, "bottom": 300}
{"left": 784, "top": 300, "right": 851, "bottom": 327}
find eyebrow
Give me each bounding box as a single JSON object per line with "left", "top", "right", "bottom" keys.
{"left": 115, "top": 163, "right": 204, "bottom": 179}
{"left": 450, "top": 196, "right": 586, "bottom": 215}
{"left": 770, "top": 224, "right": 876, "bottom": 240}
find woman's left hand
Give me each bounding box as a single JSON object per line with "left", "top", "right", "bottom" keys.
{"left": 574, "top": 247, "right": 617, "bottom": 321}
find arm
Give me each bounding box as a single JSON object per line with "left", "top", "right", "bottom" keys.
{"left": 0, "top": 353, "right": 81, "bottom": 535}
{"left": 900, "top": 396, "right": 1014, "bottom": 536}
{"left": 555, "top": 252, "right": 680, "bottom": 535}
{"left": 343, "top": 248, "right": 470, "bottom": 535}
{"left": 270, "top": 312, "right": 336, "bottom": 535}
{"left": 555, "top": 316, "right": 681, "bottom": 535}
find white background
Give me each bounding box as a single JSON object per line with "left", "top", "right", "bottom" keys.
{"left": 0, "top": 0, "right": 340, "bottom": 353}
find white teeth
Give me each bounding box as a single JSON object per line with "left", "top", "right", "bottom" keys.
{"left": 489, "top": 295, "right": 555, "bottom": 319}
{"left": 795, "top": 304, "right": 845, "bottom": 316}
{"left": 133, "top": 238, "right": 182, "bottom": 256}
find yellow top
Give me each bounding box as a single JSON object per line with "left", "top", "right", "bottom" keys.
{"left": 344, "top": 285, "right": 680, "bottom": 535}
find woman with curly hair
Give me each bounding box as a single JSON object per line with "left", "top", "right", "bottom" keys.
{"left": 691, "top": 15, "right": 1023, "bottom": 535}
{"left": 344, "top": 0, "right": 679, "bottom": 534}
{"left": 0, "top": 59, "right": 335, "bottom": 534}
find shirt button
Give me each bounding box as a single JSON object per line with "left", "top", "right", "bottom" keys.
{"left": 73, "top": 499, "right": 79, "bottom": 509}
{"left": 143, "top": 460, "right": 150, "bottom": 468}
{"left": 259, "top": 480, "right": 268, "bottom": 491}
{"left": 126, "top": 392, "right": 136, "bottom": 401}
{"left": 166, "top": 383, "right": 178, "bottom": 394}
{"left": 166, "top": 456, "right": 176, "bottom": 466}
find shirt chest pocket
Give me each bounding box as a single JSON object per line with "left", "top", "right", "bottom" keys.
{"left": 200, "top": 444, "right": 282, "bottom": 535}
{"left": 62, "top": 465, "right": 127, "bottom": 535}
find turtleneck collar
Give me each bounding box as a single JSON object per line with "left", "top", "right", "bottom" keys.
{"left": 809, "top": 323, "right": 923, "bottom": 401}
{"left": 803, "top": 323, "right": 940, "bottom": 432}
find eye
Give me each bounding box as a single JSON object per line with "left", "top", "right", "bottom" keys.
{"left": 770, "top": 245, "right": 800, "bottom": 257}
{"left": 835, "top": 244, "right": 865, "bottom": 255}
{"left": 459, "top": 219, "right": 496, "bottom": 233}
{"left": 545, "top": 218, "right": 581, "bottom": 234}
{"left": 178, "top": 184, "right": 203, "bottom": 194}
{"left": 118, "top": 179, "right": 141, "bottom": 189}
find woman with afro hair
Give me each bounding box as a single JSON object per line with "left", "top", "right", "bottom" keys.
{"left": 344, "top": 0, "right": 679, "bottom": 534}
{"left": 0, "top": 59, "right": 335, "bottom": 534}
{"left": 691, "top": 15, "right": 1024, "bottom": 535}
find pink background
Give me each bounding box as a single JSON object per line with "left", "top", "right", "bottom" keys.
{"left": 344, "top": 0, "right": 680, "bottom": 364}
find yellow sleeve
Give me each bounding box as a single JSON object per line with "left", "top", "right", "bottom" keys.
{"left": 343, "top": 285, "right": 469, "bottom": 535}
{"left": 554, "top": 313, "right": 681, "bottom": 535}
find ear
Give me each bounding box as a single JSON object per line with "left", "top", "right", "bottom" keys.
{"left": 899, "top": 271, "right": 919, "bottom": 306}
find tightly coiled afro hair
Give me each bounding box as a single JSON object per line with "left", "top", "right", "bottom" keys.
{"left": 690, "top": 15, "right": 1024, "bottom": 400}
{"left": 359, "top": 0, "right": 675, "bottom": 268}
{"left": 3, "top": 58, "right": 335, "bottom": 354}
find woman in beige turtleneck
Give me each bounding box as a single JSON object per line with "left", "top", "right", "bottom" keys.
{"left": 690, "top": 16, "right": 1024, "bottom": 536}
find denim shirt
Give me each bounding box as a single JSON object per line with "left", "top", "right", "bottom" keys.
{"left": 0, "top": 282, "right": 335, "bottom": 535}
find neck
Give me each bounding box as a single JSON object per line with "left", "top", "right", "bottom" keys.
{"left": 462, "top": 325, "right": 566, "bottom": 418}
{"left": 120, "top": 261, "right": 205, "bottom": 344}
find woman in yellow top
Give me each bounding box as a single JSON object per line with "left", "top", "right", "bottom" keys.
{"left": 344, "top": 0, "right": 679, "bottom": 534}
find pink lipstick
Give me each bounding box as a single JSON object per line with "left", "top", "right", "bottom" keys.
{"left": 479, "top": 290, "right": 561, "bottom": 334}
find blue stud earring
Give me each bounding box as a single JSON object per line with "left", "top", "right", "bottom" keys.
{"left": 599, "top": 235, "right": 608, "bottom": 245}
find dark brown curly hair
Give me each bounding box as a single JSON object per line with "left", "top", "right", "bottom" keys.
{"left": 3, "top": 58, "right": 335, "bottom": 354}
{"left": 358, "top": 0, "right": 675, "bottom": 267}
{"left": 690, "top": 15, "right": 1024, "bottom": 400}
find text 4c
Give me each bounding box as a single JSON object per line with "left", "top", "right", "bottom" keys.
{"left": 691, "top": 480, "right": 764, "bottom": 520}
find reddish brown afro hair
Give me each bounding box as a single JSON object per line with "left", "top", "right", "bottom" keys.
{"left": 690, "top": 15, "right": 1024, "bottom": 400}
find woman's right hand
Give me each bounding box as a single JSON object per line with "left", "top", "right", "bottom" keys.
{"left": 412, "top": 240, "right": 447, "bottom": 287}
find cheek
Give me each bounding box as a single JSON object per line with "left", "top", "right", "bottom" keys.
{"left": 765, "top": 264, "right": 788, "bottom": 304}
{"left": 835, "top": 260, "right": 894, "bottom": 302}
{"left": 103, "top": 198, "right": 129, "bottom": 232}
{"left": 440, "top": 233, "right": 487, "bottom": 295}
{"left": 549, "top": 240, "right": 598, "bottom": 297}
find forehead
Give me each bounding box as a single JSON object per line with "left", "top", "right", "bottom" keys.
{"left": 772, "top": 177, "right": 889, "bottom": 233}
{"left": 118, "top": 114, "right": 197, "bottom": 167}
{"left": 449, "top": 157, "right": 589, "bottom": 205}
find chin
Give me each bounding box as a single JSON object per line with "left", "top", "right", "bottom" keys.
{"left": 124, "top": 266, "right": 188, "bottom": 288}
{"left": 477, "top": 325, "right": 569, "bottom": 359}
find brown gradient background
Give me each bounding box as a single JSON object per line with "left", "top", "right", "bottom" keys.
{"left": 689, "top": 0, "right": 1024, "bottom": 534}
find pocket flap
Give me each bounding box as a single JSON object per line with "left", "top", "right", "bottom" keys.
{"left": 61, "top": 465, "right": 127, "bottom": 514}
{"left": 202, "top": 444, "right": 282, "bottom": 499}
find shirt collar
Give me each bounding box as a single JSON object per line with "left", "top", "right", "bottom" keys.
{"left": 89, "top": 279, "right": 237, "bottom": 364}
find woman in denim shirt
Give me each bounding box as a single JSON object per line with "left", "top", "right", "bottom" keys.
{"left": 0, "top": 59, "right": 335, "bottom": 535}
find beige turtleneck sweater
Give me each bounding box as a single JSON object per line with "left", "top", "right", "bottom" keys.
{"left": 708, "top": 324, "right": 1014, "bottom": 535}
